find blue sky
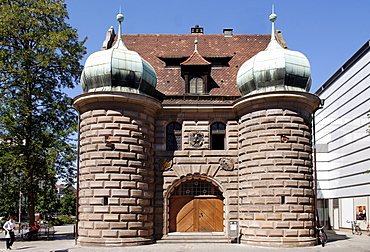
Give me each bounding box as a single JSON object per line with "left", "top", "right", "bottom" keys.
{"left": 65, "top": 0, "right": 370, "bottom": 98}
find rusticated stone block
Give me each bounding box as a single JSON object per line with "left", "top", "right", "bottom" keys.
{"left": 93, "top": 189, "right": 110, "bottom": 197}
{"left": 274, "top": 205, "right": 290, "bottom": 212}
{"left": 255, "top": 229, "right": 269, "bottom": 236}
{"left": 254, "top": 213, "right": 266, "bottom": 220}
{"left": 94, "top": 222, "right": 110, "bottom": 229}
{"left": 120, "top": 167, "right": 137, "bottom": 174}
{"left": 128, "top": 222, "right": 143, "bottom": 229}
{"left": 130, "top": 206, "right": 143, "bottom": 213}
{"left": 110, "top": 222, "right": 128, "bottom": 229}
{"left": 111, "top": 174, "right": 130, "bottom": 181}
{"left": 94, "top": 206, "right": 110, "bottom": 213}
{"left": 298, "top": 229, "right": 310, "bottom": 237}
{"left": 282, "top": 213, "right": 297, "bottom": 220}
{"left": 285, "top": 229, "right": 298, "bottom": 237}
{"left": 121, "top": 214, "right": 137, "bottom": 221}
{"left": 87, "top": 214, "right": 103, "bottom": 221}
{"left": 266, "top": 213, "right": 282, "bottom": 221}
{"left": 260, "top": 221, "right": 274, "bottom": 229}
{"left": 285, "top": 197, "right": 298, "bottom": 204}
{"left": 104, "top": 166, "right": 120, "bottom": 173}
{"left": 284, "top": 180, "right": 298, "bottom": 187}
{"left": 105, "top": 152, "right": 120, "bottom": 159}
{"left": 138, "top": 230, "right": 150, "bottom": 236}
{"left": 269, "top": 229, "right": 284, "bottom": 237}
{"left": 88, "top": 229, "right": 102, "bottom": 238}
{"left": 108, "top": 198, "right": 119, "bottom": 205}
{"left": 290, "top": 205, "right": 304, "bottom": 212}
{"left": 297, "top": 213, "right": 310, "bottom": 221}
{"left": 130, "top": 190, "right": 143, "bottom": 198}
{"left": 265, "top": 197, "right": 281, "bottom": 204}
{"left": 111, "top": 189, "right": 129, "bottom": 197}
{"left": 110, "top": 206, "right": 129, "bottom": 213}
{"left": 276, "top": 221, "right": 289, "bottom": 229}
{"left": 103, "top": 214, "right": 120, "bottom": 221}
{"left": 119, "top": 230, "right": 137, "bottom": 237}
{"left": 290, "top": 221, "right": 304, "bottom": 229}
{"left": 121, "top": 181, "right": 136, "bottom": 189}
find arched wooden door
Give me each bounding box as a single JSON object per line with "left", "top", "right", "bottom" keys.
{"left": 169, "top": 180, "right": 224, "bottom": 232}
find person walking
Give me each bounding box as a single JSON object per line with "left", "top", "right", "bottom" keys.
{"left": 3, "top": 216, "right": 15, "bottom": 250}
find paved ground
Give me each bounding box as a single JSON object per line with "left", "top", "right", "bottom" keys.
{"left": 1, "top": 225, "right": 369, "bottom": 252}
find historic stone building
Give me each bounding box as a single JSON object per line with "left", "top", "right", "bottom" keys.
{"left": 73, "top": 12, "right": 321, "bottom": 247}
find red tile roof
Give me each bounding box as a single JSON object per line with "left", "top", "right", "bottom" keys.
{"left": 112, "top": 33, "right": 270, "bottom": 99}
{"left": 181, "top": 51, "right": 211, "bottom": 65}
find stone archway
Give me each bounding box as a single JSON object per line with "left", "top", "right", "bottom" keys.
{"left": 168, "top": 179, "right": 224, "bottom": 232}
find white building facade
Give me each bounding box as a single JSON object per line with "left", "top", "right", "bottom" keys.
{"left": 315, "top": 40, "right": 370, "bottom": 231}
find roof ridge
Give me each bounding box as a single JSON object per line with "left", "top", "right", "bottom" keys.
{"left": 180, "top": 50, "right": 211, "bottom": 65}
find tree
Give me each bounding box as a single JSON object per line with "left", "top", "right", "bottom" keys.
{"left": 0, "top": 0, "right": 85, "bottom": 224}
{"left": 58, "top": 186, "right": 76, "bottom": 216}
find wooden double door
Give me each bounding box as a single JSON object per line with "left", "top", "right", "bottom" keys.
{"left": 169, "top": 196, "right": 224, "bottom": 232}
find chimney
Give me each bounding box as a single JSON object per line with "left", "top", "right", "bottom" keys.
{"left": 223, "top": 28, "right": 233, "bottom": 37}
{"left": 191, "top": 25, "right": 204, "bottom": 34}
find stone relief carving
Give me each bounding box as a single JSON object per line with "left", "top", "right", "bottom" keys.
{"left": 219, "top": 158, "right": 234, "bottom": 171}
{"left": 159, "top": 158, "right": 173, "bottom": 171}
{"left": 189, "top": 131, "right": 204, "bottom": 148}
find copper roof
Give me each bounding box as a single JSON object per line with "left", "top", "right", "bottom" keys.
{"left": 109, "top": 34, "right": 270, "bottom": 98}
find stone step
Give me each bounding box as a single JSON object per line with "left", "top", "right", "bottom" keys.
{"left": 157, "top": 232, "right": 237, "bottom": 243}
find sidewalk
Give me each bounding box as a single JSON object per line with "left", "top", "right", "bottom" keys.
{"left": 1, "top": 225, "right": 369, "bottom": 252}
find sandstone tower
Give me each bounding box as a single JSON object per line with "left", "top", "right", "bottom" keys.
{"left": 74, "top": 11, "right": 320, "bottom": 247}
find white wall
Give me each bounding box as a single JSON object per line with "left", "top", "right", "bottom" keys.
{"left": 315, "top": 47, "right": 370, "bottom": 200}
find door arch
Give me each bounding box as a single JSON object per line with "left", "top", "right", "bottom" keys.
{"left": 169, "top": 180, "right": 224, "bottom": 232}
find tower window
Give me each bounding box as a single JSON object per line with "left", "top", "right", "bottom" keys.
{"left": 166, "top": 122, "right": 182, "bottom": 151}
{"left": 211, "top": 122, "right": 226, "bottom": 150}
{"left": 189, "top": 77, "right": 203, "bottom": 93}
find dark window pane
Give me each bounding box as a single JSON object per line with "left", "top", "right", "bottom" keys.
{"left": 166, "top": 122, "right": 182, "bottom": 151}
{"left": 211, "top": 122, "right": 226, "bottom": 150}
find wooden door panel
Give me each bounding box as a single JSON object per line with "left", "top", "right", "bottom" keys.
{"left": 169, "top": 196, "right": 224, "bottom": 232}
{"left": 169, "top": 197, "right": 193, "bottom": 232}
{"left": 198, "top": 198, "right": 223, "bottom": 232}
{"left": 177, "top": 200, "right": 195, "bottom": 232}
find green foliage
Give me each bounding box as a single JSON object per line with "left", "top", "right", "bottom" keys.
{"left": 58, "top": 186, "right": 76, "bottom": 216}
{"left": 0, "top": 0, "right": 86, "bottom": 223}
{"left": 35, "top": 185, "right": 61, "bottom": 216}
{"left": 48, "top": 218, "right": 63, "bottom": 226}
{"left": 58, "top": 215, "right": 75, "bottom": 224}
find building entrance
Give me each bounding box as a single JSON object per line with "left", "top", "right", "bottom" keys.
{"left": 169, "top": 180, "right": 224, "bottom": 232}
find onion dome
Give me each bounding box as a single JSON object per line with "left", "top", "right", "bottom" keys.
{"left": 80, "top": 13, "right": 157, "bottom": 95}
{"left": 236, "top": 11, "right": 311, "bottom": 96}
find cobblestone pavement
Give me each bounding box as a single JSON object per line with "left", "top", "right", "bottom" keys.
{"left": 1, "top": 225, "right": 369, "bottom": 252}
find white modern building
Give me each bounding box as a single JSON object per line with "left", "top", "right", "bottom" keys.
{"left": 315, "top": 40, "right": 370, "bottom": 231}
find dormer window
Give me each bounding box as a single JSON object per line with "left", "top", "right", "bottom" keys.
{"left": 180, "top": 40, "right": 212, "bottom": 95}
{"left": 189, "top": 77, "right": 203, "bottom": 93}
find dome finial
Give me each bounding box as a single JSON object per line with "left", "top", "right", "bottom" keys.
{"left": 194, "top": 39, "right": 198, "bottom": 52}
{"left": 269, "top": 5, "right": 277, "bottom": 41}
{"left": 115, "top": 7, "right": 126, "bottom": 48}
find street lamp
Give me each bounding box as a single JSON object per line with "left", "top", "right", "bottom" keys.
{"left": 67, "top": 97, "right": 80, "bottom": 245}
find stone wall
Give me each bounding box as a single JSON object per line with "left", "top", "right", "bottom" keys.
{"left": 74, "top": 93, "right": 161, "bottom": 246}
{"left": 235, "top": 93, "right": 320, "bottom": 247}
{"left": 153, "top": 110, "right": 240, "bottom": 238}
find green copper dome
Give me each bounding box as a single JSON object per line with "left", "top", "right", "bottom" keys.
{"left": 236, "top": 12, "right": 311, "bottom": 96}
{"left": 80, "top": 14, "right": 157, "bottom": 95}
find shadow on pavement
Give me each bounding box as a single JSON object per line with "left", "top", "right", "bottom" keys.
{"left": 325, "top": 230, "right": 349, "bottom": 243}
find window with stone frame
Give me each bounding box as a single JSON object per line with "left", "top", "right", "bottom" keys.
{"left": 210, "top": 122, "right": 226, "bottom": 150}
{"left": 166, "top": 122, "right": 182, "bottom": 151}
{"left": 189, "top": 77, "right": 203, "bottom": 93}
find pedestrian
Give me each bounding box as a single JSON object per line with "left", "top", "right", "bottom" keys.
{"left": 3, "top": 216, "right": 15, "bottom": 250}
{"left": 25, "top": 221, "right": 40, "bottom": 240}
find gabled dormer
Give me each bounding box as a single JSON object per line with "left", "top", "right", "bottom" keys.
{"left": 180, "top": 40, "right": 212, "bottom": 94}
